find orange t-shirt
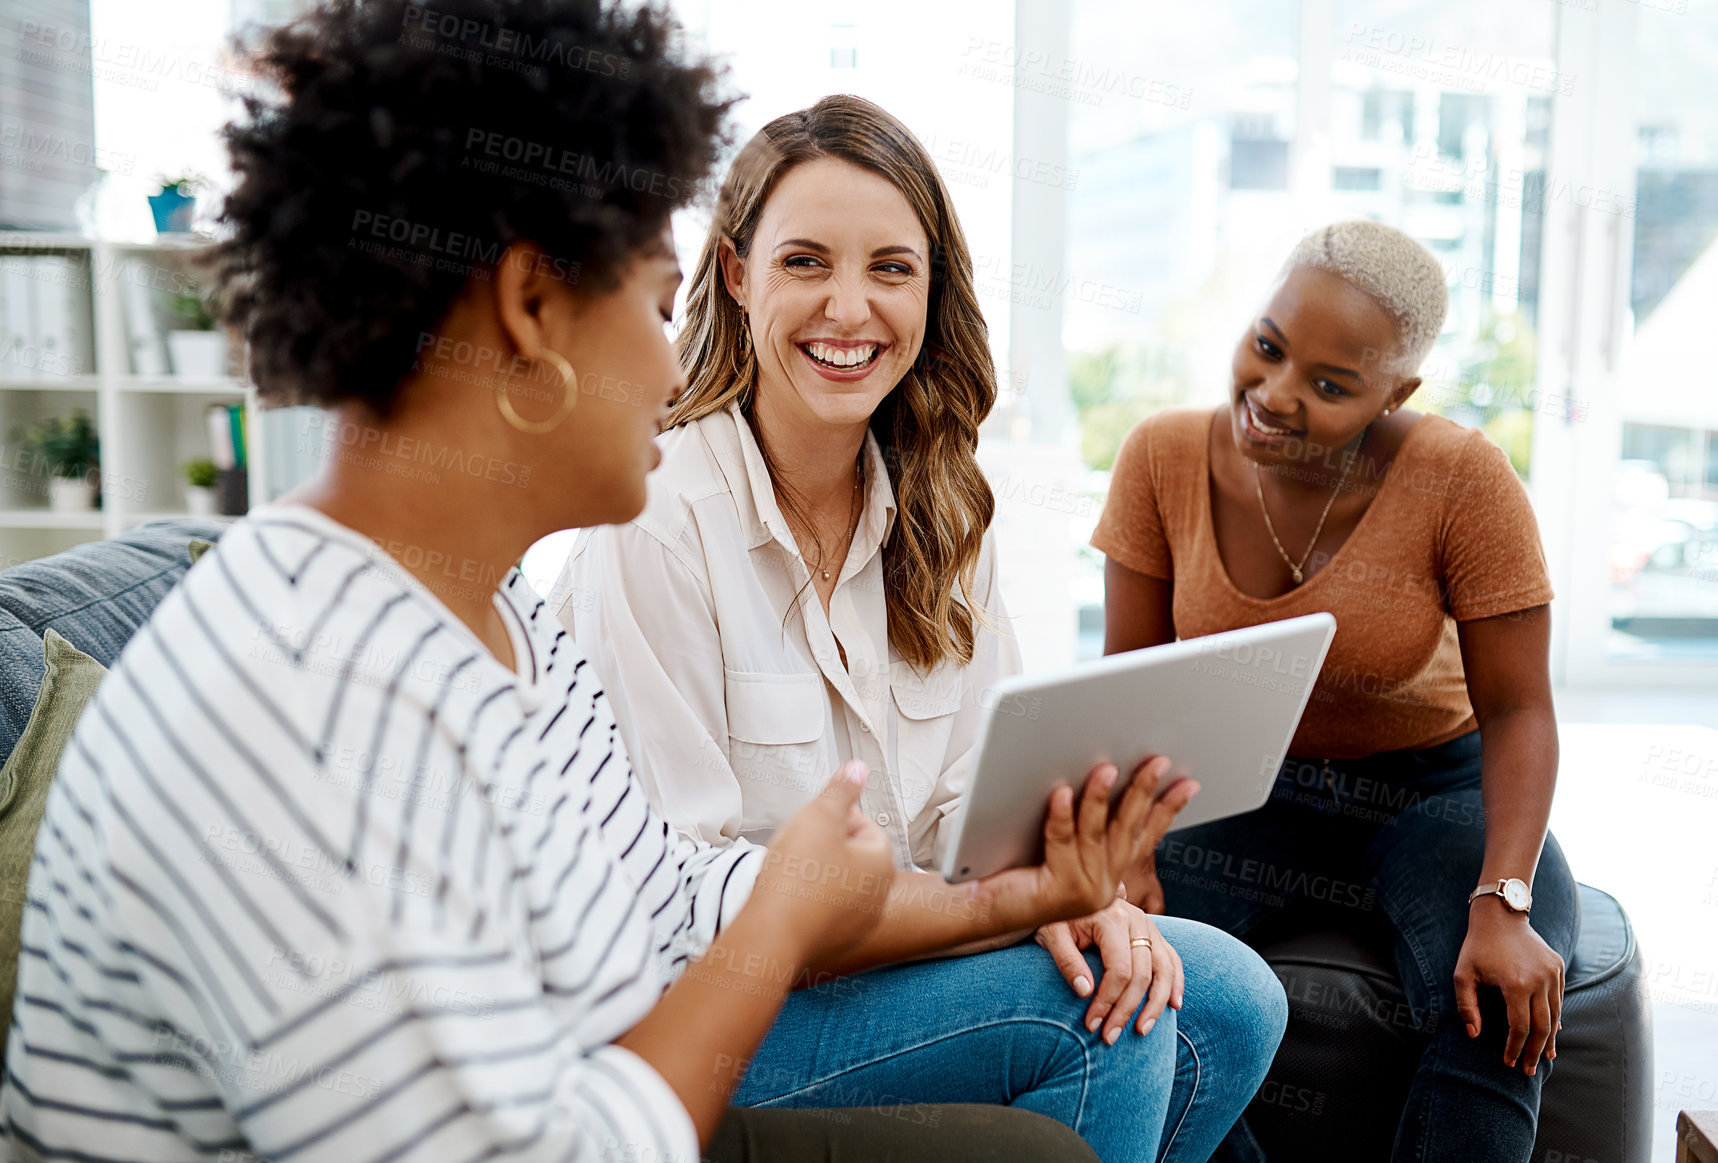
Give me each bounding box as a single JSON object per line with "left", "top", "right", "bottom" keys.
{"left": 1090, "top": 407, "right": 1554, "bottom": 759}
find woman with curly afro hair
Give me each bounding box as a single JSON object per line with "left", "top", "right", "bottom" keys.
{"left": 2, "top": 3, "right": 1170, "bottom": 1161}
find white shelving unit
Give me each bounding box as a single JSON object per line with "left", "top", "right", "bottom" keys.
{"left": 0, "top": 232, "right": 260, "bottom": 564}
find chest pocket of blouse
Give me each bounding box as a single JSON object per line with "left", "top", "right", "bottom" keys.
{"left": 889, "top": 663, "right": 964, "bottom": 820}
{"left": 724, "top": 669, "right": 827, "bottom": 817}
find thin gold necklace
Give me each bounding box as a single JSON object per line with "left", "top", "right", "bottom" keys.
{"left": 809, "top": 454, "right": 864, "bottom": 582}
{"left": 1253, "top": 429, "right": 1365, "bottom": 585}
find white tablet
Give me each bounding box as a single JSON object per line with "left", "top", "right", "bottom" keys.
{"left": 939, "top": 612, "right": 1337, "bottom": 883}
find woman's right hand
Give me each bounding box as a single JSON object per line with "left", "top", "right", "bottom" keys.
{"left": 752, "top": 761, "right": 897, "bottom": 969}
{"left": 977, "top": 756, "right": 1185, "bottom": 932}
{"left": 1036, "top": 898, "right": 1184, "bottom": 1044}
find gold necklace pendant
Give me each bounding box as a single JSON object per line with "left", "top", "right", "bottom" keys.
{"left": 1255, "top": 427, "right": 1366, "bottom": 587}
{"left": 807, "top": 454, "right": 864, "bottom": 586}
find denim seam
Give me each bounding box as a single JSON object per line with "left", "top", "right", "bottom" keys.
{"left": 1155, "top": 1025, "right": 1200, "bottom": 1162}
{"left": 743, "top": 1016, "right": 1093, "bottom": 1126}
{"left": 1377, "top": 891, "right": 1442, "bottom": 1163}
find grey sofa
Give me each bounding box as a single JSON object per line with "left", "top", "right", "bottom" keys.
{"left": 0, "top": 520, "right": 227, "bottom": 759}
{"left": 0, "top": 523, "right": 1655, "bottom": 1162}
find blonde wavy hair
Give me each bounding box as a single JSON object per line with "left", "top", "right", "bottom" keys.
{"left": 670, "top": 94, "right": 996, "bottom": 674}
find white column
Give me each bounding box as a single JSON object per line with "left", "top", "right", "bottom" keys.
{"left": 1490, "top": 93, "right": 1526, "bottom": 316}
{"left": 1005, "top": 0, "right": 1071, "bottom": 447}
{"left": 1530, "top": 1, "right": 1638, "bottom": 685}
{"left": 982, "top": 0, "right": 1080, "bottom": 672}
{"left": 1291, "top": 0, "right": 1335, "bottom": 220}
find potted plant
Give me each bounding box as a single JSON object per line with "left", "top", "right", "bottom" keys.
{"left": 182, "top": 457, "right": 218, "bottom": 516}
{"left": 165, "top": 284, "right": 229, "bottom": 379}
{"left": 148, "top": 173, "right": 202, "bottom": 234}
{"left": 17, "top": 410, "right": 100, "bottom": 512}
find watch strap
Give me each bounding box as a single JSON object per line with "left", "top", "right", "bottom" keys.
{"left": 1467, "top": 880, "right": 1506, "bottom": 905}
{"left": 1468, "top": 879, "right": 1531, "bottom": 912}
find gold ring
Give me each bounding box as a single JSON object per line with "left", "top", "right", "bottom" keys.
{"left": 1130, "top": 937, "right": 1152, "bottom": 950}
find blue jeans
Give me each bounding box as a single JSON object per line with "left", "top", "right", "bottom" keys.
{"left": 733, "top": 916, "right": 1288, "bottom": 1163}
{"left": 1157, "top": 730, "right": 1580, "bottom": 1163}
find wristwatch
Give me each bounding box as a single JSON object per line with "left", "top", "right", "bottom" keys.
{"left": 1468, "top": 878, "right": 1532, "bottom": 914}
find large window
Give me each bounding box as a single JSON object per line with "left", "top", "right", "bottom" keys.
{"left": 1060, "top": 0, "right": 1297, "bottom": 657}
{"left": 1607, "top": 0, "right": 1718, "bottom": 659}
{"left": 1053, "top": 9, "right": 1715, "bottom": 1160}
{"left": 1063, "top": 0, "right": 1559, "bottom": 657}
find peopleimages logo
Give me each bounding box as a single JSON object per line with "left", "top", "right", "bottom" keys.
{"left": 462, "top": 128, "right": 695, "bottom": 199}
{"left": 17, "top": 21, "right": 255, "bottom": 95}
{"left": 0, "top": 121, "right": 134, "bottom": 174}
{"left": 306, "top": 410, "right": 534, "bottom": 490}
{"left": 921, "top": 133, "right": 1080, "bottom": 192}
{"left": 1340, "top": 24, "right": 1576, "bottom": 95}
{"left": 402, "top": 6, "right": 631, "bottom": 76}
{"left": 958, "top": 39, "right": 1194, "bottom": 110}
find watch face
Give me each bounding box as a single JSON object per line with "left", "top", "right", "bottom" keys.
{"left": 1503, "top": 879, "right": 1531, "bottom": 910}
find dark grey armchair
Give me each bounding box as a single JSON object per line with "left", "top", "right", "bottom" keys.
{"left": 1248, "top": 884, "right": 1652, "bottom": 1162}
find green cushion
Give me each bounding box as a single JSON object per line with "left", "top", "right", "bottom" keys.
{"left": 188, "top": 538, "right": 215, "bottom": 563}
{"left": 0, "top": 629, "right": 106, "bottom": 1058}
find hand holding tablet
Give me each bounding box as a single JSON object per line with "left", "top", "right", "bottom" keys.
{"left": 941, "top": 613, "right": 1336, "bottom": 883}
{"left": 968, "top": 752, "right": 1190, "bottom": 931}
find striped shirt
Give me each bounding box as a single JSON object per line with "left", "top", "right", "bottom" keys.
{"left": 2, "top": 503, "right": 761, "bottom": 1163}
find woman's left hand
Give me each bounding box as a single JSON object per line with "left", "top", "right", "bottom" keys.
{"left": 1120, "top": 776, "right": 1199, "bottom": 913}
{"left": 1453, "top": 905, "right": 1565, "bottom": 1075}
{"left": 1035, "top": 898, "right": 1183, "bottom": 1045}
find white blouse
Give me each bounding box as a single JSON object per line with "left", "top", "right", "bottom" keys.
{"left": 553, "top": 404, "right": 1021, "bottom": 872}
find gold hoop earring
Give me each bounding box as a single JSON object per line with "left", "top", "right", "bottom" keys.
{"left": 496, "top": 349, "right": 577, "bottom": 434}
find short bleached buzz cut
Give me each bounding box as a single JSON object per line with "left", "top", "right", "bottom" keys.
{"left": 1280, "top": 220, "right": 1449, "bottom": 377}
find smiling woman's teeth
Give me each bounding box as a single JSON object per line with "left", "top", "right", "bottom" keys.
{"left": 804, "top": 342, "right": 878, "bottom": 369}
{"left": 1249, "top": 404, "right": 1292, "bottom": 435}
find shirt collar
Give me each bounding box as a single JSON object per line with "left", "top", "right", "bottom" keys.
{"left": 706, "top": 403, "right": 899, "bottom": 555}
